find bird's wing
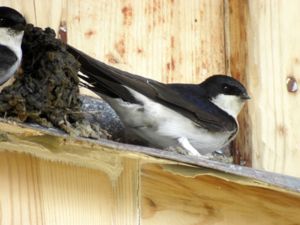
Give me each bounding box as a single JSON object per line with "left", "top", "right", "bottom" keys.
{"left": 147, "top": 81, "right": 236, "bottom": 131}
{"left": 67, "top": 45, "right": 236, "bottom": 132}
{"left": 0, "top": 45, "right": 17, "bottom": 73}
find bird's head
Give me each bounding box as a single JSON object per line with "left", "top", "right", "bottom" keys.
{"left": 200, "top": 75, "right": 250, "bottom": 118}
{"left": 0, "top": 7, "right": 26, "bottom": 35}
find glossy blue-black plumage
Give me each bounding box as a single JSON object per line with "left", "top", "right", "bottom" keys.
{"left": 67, "top": 45, "right": 241, "bottom": 132}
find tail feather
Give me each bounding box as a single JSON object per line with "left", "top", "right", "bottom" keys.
{"left": 67, "top": 45, "right": 137, "bottom": 103}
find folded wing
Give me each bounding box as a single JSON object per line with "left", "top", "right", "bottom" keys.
{"left": 67, "top": 45, "right": 236, "bottom": 132}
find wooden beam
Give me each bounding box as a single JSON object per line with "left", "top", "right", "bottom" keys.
{"left": 0, "top": 120, "right": 300, "bottom": 224}
{"left": 228, "top": 0, "right": 300, "bottom": 177}
{"left": 226, "top": 0, "right": 252, "bottom": 166}
{"left": 141, "top": 164, "right": 300, "bottom": 225}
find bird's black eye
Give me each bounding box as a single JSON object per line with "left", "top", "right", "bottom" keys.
{"left": 223, "top": 84, "right": 229, "bottom": 91}
{"left": 0, "top": 18, "right": 10, "bottom": 27}
{"left": 222, "top": 84, "right": 237, "bottom": 95}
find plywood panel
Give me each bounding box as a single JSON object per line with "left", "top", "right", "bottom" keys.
{"left": 65, "top": 0, "right": 226, "bottom": 83}
{"left": 141, "top": 164, "right": 300, "bottom": 225}
{"left": 0, "top": 152, "right": 140, "bottom": 225}
{"left": 228, "top": 0, "right": 300, "bottom": 177}
{"left": 33, "top": 0, "right": 65, "bottom": 31}
{"left": 0, "top": 0, "right": 229, "bottom": 96}
{"left": 1, "top": 0, "right": 226, "bottom": 82}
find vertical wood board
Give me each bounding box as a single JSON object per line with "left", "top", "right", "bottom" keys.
{"left": 65, "top": 0, "right": 226, "bottom": 83}
{"left": 0, "top": 0, "right": 226, "bottom": 83}
{"left": 228, "top": 0, "right": 300, "bottom": 176}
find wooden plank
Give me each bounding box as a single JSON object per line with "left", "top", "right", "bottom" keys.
{"left": 0, "top": 151, "right": 113, "bottom": 225}
{"left": 141, "top": 164, "right": 300, "bottom": 225}
{"left": 66, "top": 0, "right": 226, "bottom": 83}
{"left": 0, "top": 151, "right": 140, "bottom": 225}
{"left": 228, "top": 0, "right": 300, "bottom": 177}
{"left": 33, "top": 0, "right": 65, "bottom": 32}
{"left": 0, "top": 119, "right": 299, "bottom": 193}
{"left": 226, "top": 0, "right": 252, "bottom": 166}
{"left": 112, "top": 159, "right": 140, "bottom": 225}
{"left": 0, "top": 120, "right": 300, "bottom": 224}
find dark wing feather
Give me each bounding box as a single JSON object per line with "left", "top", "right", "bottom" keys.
{"left": 149, "top": 81, "right": 236, "bottom": 131}
{"left": 67, "top": 45, "right": 236, "bottom": 132}
{"left": 0, "top": 44, "right": 17, "bottom": 72}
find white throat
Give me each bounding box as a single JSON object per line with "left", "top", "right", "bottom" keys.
{"left": 0, "top": 27, "right": 24, "bottom": 84}
{"left": 0, "top": 27, "right": 24, "bottom": 60}
{"left": 211, "top": 94, "right": 244, "bottom": 118}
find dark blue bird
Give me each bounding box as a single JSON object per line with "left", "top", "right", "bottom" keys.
{"left": 67, "top": 45, "right": 250, "bottom": 156}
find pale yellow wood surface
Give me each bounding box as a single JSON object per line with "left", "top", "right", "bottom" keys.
{"left": 66, "top": 0, "right": 226, "bottom": 83}
{"left": 141, "top": 164, "right": 300, "bottom": 225}
{"left": 228, "top": 0, "right": 300, "bottom": 177}
{"left": 0, "top": 121, "right": 299, "bottom": 225}
{"left": 112, "top": 159, "right": 140, "bottom": 225}
{"left": 0, "top": 151, "right": 112, "bottom": 225}
{"left": 4, "top": 152, "right": 300, "bottom": 225}
{"left": 227, "top": 0, "right": 252, "bottom": 166}
{"left": 0, "top": 152, "right": 139, "bottom": 225}
{"left": 1, "top": 0, "right": 226, "bottom": 83}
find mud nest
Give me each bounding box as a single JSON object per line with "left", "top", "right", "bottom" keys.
{"left": 0, "top": 24, "right": 109, "bottom": 139}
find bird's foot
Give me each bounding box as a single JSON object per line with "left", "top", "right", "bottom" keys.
{"left": 210, "top": 151, "right": 233, "bottom": 163}
{"left": 164, "top": 145, "right": 213, "bottom": 160}
{"left": 164, "top": 145, "right": 191, "bottom": 155}
{"left": 177, "top": 137, "right": 201, "bottom": 156}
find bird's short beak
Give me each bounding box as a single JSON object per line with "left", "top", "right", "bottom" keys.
{"left": 241, "top": 93, "right": 251, "bottom": 100}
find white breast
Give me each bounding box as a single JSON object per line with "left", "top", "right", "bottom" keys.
{"left": 106, "top": 87, "right": 236, "bottom": 155}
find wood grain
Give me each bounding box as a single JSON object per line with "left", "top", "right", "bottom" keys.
{"left": 112, "top": 159, "right": 140, "bottom": 225}
{"left": 0, "top": 152, "right": 140, "bottom": 225}
{"left": 66, "top": 0, "right": 226, "bottom": 83}
{"left": 227, "top": 0, "right": 252, "bottom": 166}
{"left": 228, "top": 0, "right": 300, "bottom": 176}
{"left": 0, "top": 152, "right": 112, "bottom": 225}
{"left": 0, "top": 120, "right": 299, "bottom": 225}
{"left": 141, "top": 164, "right": 300, "bottom": 225}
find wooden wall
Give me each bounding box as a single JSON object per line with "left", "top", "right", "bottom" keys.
{"left": 228, "top": 0, "right": 300, "bottom": 177}
{"left": 2, "top": 151, "right": 300, "bottom": 225}
{"left": 0, "top": 120, "right": 299, "bottom": 225}
{"left": 1, "top": 0, "right": 300, "bottom": 177}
